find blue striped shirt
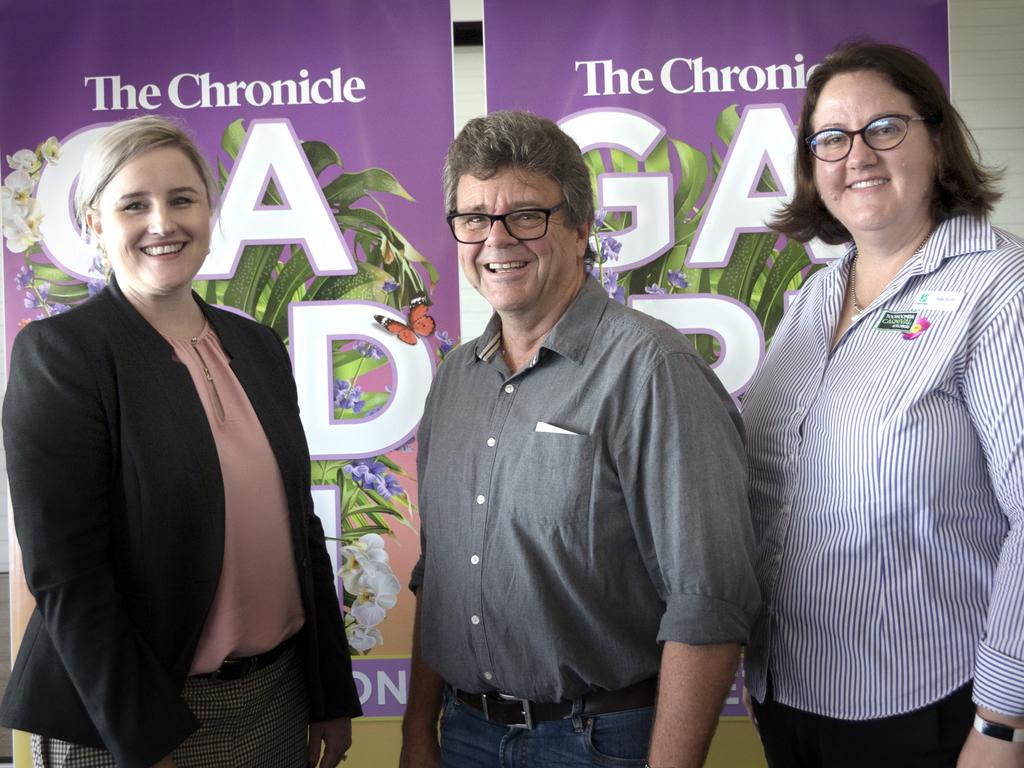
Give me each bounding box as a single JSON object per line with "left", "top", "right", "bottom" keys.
{"left": 742, "top": 215, "right": 1024, "bottom": 719}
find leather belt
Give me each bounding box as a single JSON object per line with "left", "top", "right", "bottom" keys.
{"left": 453, "top": 678, "right": 657, "bottom": 729}
{"left": 192, "top": 635, "right": 295, "bottom": 681}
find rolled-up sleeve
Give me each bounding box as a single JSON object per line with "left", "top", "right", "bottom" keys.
{"left": 615, "top": 351, "right": 760, "bottom": 645}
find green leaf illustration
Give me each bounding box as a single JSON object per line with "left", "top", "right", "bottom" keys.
{"left": 716, "top": 232, "right": 775, "bottom": 305}
{"left": 324, "top": 168, "right": 414, "bottom": 209}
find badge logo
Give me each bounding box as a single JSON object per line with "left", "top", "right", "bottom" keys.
{"left": 876, "top": 311, "right": 918, "bottom": 332}
{"left": 901, "top": 316, "right": 931, "bottom": 340}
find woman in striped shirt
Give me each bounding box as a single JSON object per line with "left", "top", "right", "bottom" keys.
{"left": 742, "top": 41, "right": 1024, "bottom": 767}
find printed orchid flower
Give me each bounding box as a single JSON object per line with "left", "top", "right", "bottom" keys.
{"left": 346, "top": 622, "right": 383, "bottom": 653}
{"left": 39, "top": 137, "right": 61, "bottom": 165}
{"left": 3, "top": 169, "right": 34, "bottom": 210}
{"left": 341, "top": 533, "right": 390, "bottom": 576}
{"left": 6, "top": 148, "right": 40, "bottom": 175}
{"left": 347, "top": 559, "right": 400, "bottom": 628}
{"left": 4, "top": 199, "right": 44, "bottom": 253}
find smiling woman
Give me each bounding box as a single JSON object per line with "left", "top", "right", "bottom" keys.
{"left": 86, "top": 147, "right": 212, "bottom": 323}
{"left": 743, "top": 42, "right": 1024, "bottom": 768}
{"left": 0, "top": 115, "right": 361, "bottom": 768}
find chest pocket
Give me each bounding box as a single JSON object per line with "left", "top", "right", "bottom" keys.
{"left": 509, "top": 430, "right": 595, "bottom": 524}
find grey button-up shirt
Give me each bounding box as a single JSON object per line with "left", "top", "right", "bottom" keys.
{"left": 410, "top": 277, "right": 759, "bottom": 702}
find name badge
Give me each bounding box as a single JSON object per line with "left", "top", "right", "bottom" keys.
{"left": 876, "top": 311, "right": 918, "bottom": 332}
{"left": 910, "top": 290, "right": 964, "bottom": 312}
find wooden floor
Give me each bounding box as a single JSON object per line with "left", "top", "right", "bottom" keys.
{"left": 0, "top": 573, "right": 11, "bottom": 760}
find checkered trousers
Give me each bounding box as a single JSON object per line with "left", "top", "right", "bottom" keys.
{"left": 31, "top": 647, "right": 309, "bottom": 767}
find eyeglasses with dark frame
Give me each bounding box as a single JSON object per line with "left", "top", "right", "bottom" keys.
{"left": 446, "top": 201, "right": 567, "bottom": 244}
{"left": 806, "top": 114, "right": 933, "bottom": 162}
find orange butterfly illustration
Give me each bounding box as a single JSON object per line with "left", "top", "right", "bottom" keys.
{"left": 374, "top": 296, "right": 437, "bottom": 346}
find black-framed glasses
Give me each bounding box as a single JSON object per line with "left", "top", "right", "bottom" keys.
{"left": 446, "top": 202, "right": 566, "bottom": 244}
{"left": 806, "top": 114, "right": 933, "bottom": 162}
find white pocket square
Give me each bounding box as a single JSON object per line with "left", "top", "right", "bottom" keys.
{"left": 535, "top": 421, "right": 579, "bottom": 435}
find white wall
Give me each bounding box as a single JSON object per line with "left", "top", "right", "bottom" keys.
{"left": 950, "top": 0, "right": 1024, "bottom": 234}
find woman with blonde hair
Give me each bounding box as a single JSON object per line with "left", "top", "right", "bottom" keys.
{"left": 1, "top": 115, "right": 361, "bottom": 767}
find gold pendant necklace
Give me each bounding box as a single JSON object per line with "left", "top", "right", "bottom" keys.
{"left": 848, "top": 228, "right": 934, "bottom": 318}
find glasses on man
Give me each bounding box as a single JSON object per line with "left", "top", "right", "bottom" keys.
{"left": 446, "top": 202, "right": 566, "bottom": 244}
{"left": 806, "top": 114, "right": 933, "bottom": 162}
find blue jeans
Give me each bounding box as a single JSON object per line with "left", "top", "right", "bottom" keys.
{"left": 439, "top": 689, "right": 654, "bottom": 767}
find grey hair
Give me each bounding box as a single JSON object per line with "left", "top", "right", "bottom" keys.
{"left": 443, "top": 111, "right": 595, "bottom": 236}
{"left": 75, "top": 115, "right": 219, "bottom": 228}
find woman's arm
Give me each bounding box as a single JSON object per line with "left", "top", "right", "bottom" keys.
{"left": 961, "top": 289, "right": 1024, "bottom": 727}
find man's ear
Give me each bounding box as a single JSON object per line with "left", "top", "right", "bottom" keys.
{"left": 576, "top": 222, "right": 592, "bottom": 259}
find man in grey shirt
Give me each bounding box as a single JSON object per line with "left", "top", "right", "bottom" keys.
{"left": 399, "top": 111, "right": 759, "bottom": 768}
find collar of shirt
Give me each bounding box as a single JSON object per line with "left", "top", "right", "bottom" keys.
{"left": 470, "top": 277, "right": 610, "bottom": 367}
{"left": 832, "top": 215, "right": 998, "bottom": 291}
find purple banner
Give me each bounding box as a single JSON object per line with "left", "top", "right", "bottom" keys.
{"left": 1, "top": 0, "right": 454, "bottom": 721}
{"left": 352, "top": 657, "right": 412, "bottom": 718}
{"left": 484, "top": 0, "right": 948, "bottom": 397}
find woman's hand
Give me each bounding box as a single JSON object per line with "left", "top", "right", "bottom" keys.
{"left": 957, "top": 727, "right": 1024, "bottom": 767}
{"left": 308, "top": 717, "right": 352, "bottom": 767}
{"left": 742, "top": 686, "right": 760, "bottom": 734}
{"left": 958, "top": 708, "right": 1024, "bottom": 768}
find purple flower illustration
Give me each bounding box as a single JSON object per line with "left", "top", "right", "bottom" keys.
{"left": 435, "top": 330, "right": 454, "bottom": 355}
{"left": 14, "top": 265, "right": 33, "bottom": 291}
{"left": 88, "top": 279, "right": 106, "bottom": 297}
{"left": 382, "top": 279, "right": 399, "bottom": 294}
{"left": 596, "top": 270, "right": 625, "bottom": 304}
{"left": 49, "top": 302, "right": 70, "bottom": 315}
{"left": 23, "top": 281, "right": 49, "bottom": 308}
{"left": 593, "top": 209, "right": 607, "bottom": 229}
{"left": 375, "top": 471, "right": 404, "bottom": 499}
{"left": 597, "top": 233, "right": 622, "bottom": 263}
{"left": 333, "top": 379, "right": 365, "bottom": 413}
{"left": 667, "top": 270, "right": 689, "bottom": 290}
{"left": 356, "top": 341, "right": 384, "bottom": 360}
{"left": 344, "top": 459, "right": 386, "bottom": 488}
{"left": 644, "top": 283, "right": 667, "bottom": 295}
{"left": 344, "top": 459, "right": 403, "bottom": 498}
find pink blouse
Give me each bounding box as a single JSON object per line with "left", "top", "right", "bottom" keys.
{"left": 163, "top": 322, "right": 306, "bottom": 675}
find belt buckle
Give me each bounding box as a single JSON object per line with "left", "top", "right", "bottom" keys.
{"left": 218, "top": 655, "right": 258, "bottom": 680}
{"left": 485, "top": 692, "right": 534, "bottom": 729}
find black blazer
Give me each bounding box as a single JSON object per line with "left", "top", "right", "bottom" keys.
{"left": 0, "top": 279, "right": 361, "bottom": 768}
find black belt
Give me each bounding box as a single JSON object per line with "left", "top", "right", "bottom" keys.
{"left": 453, "top": 678, "right": 657, "bottom": 729}
{"left": 193, "top": 635, "right": 295, "bottom": 681}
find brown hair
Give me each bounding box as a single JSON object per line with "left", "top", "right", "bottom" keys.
{"left": 771, "top": 40, "right": 1002, "bottom": 245}
{"left": 76, "top": 115, "right": 219, "bottom": 226}
{"left": 443, "top": 111, "right": 595, "bottom": 260}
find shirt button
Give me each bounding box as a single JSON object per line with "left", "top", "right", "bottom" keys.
{"left": 471, "top": 615, "right": 480, "bottom": 625}
{"left": 504, "top": 384, "right": 515, "bottom": 394}
{"left": 486, "top": 437, "right": 496, "bottom": 447}
{"left": 470, "top": 555, "right": 480, "bottom": 565}
{"left": 476, "top": 495, "right": 486, "bottom": 505}
{"left": 484, "top": 672, "right": 493, "bottom": 681}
